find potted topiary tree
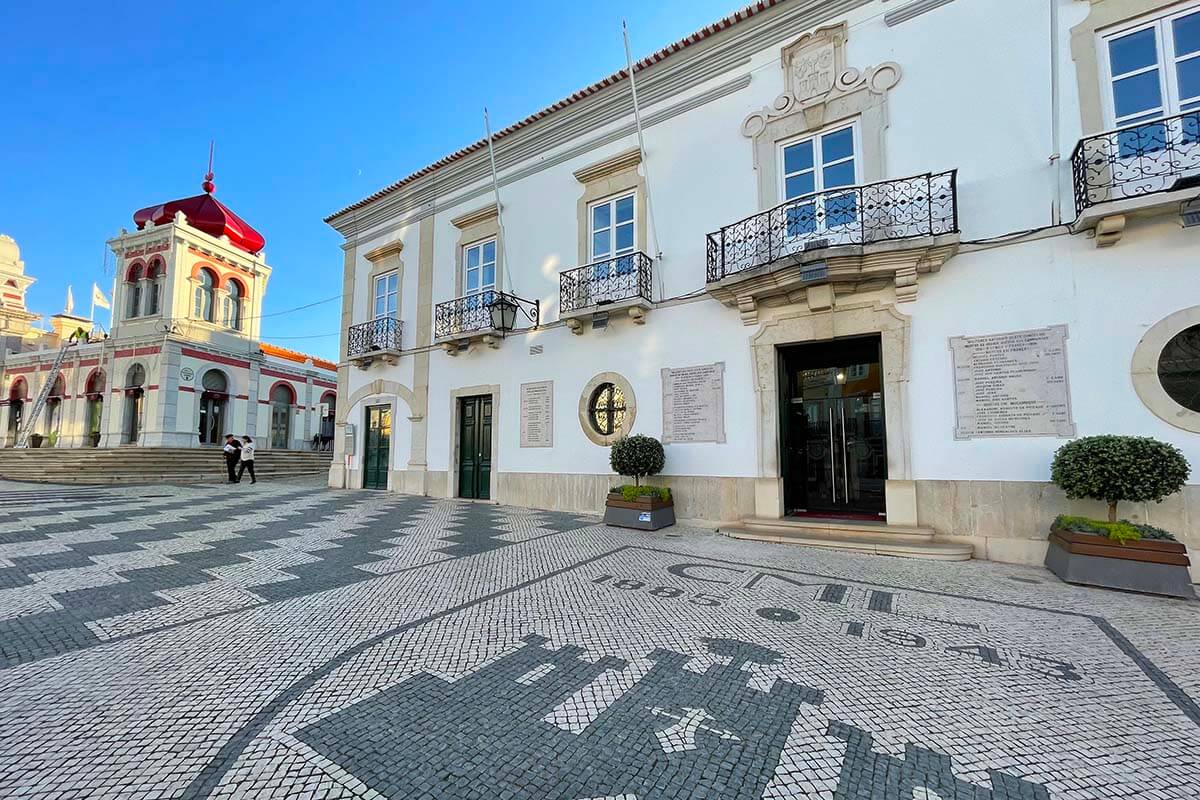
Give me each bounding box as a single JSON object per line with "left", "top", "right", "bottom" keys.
{"left": 1046, "top": 435, "right": 1193, "bottom": 598}
{"left": 604, "top": 434, "right": 675, "bottom": 531}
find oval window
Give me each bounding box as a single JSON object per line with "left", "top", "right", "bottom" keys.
{"left": 1158, "top": 324, "right": 1200, "bottom": 412}
{"left": 588, "top": 382, "right": 627, "bottom": 436}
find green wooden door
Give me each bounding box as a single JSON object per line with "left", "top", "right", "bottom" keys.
{"left": 363, "top": 405, "right": 391, "bottom": 490}
{"left": 457, "top": 395, "right": 492, "bottom": 499}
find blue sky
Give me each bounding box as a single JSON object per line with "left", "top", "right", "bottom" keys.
{"left": 1, "top": 0, "right": 738, "bottom": 360}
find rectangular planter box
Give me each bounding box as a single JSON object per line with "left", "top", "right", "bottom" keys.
{"left": 603, "top": 493, "right": 676, "bottom": 531}
{"left": 1045, "top": 528, "right": 1195, "bottom": 599}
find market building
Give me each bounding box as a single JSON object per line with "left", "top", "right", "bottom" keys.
{"left": 325, "top": 0, "right": 1200, "bottom": 574}
{"left": 0, "top": 175, "right": 337, "bottom": 450}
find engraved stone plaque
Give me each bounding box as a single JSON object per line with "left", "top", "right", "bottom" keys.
{"left": 520, "top": 380, "right": 553, "bottom": 448}
{"left": 662, "top": 362, "right": 726, "bottom": 444}
{"left": 950, "top": 325, "right": 1075, "bottom": 439}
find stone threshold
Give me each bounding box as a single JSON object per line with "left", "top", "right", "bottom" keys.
{"left": 721, "top": 516, "right": 973, "bottom": 561}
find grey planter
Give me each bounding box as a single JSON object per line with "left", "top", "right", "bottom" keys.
{"left": 1044, "top": 528, "right": 1195, "bottom": 599}
{"left": 603, "top": 493, "right": 676, "bottom": 531}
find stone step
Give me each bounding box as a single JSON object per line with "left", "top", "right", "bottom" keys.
{"left": 0, "top": 447, "right": 332, "bottom": 485}
{"left": 722, "top": 517, "right": 973, "bottom": 562}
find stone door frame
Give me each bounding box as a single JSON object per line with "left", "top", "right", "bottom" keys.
{"left": 750, "top": 300, "right": 917, "bottom": 525}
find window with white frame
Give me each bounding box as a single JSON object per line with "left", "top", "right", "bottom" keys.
{"left": 780, "top": 124, "right": 860, "bottom": 236}
{"left": 462, "top": 239, "right": 496, "bottom": 300}
{"left": 589, "top": 193, "right": 636, "bottom": 281}
{"left": 1102, "top": 6, "right": 1200, "bottom": 127}
{"left": 372, "top": 272, "right": 398, "bottom": 320}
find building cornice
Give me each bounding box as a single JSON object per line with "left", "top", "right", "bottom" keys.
{"left": 449, "top": 202, "right": 500, "bottom": 230}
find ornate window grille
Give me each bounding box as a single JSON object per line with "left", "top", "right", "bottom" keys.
{"left": 559, "top": 251, "right": 653, "bottom": 314}
{"left": 705, "top": 170, "right": 958, "bottom": 283}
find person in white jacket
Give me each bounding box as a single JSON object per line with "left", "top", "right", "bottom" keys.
{"left": 237, "top": 435, "right": 257, "bottom": 484}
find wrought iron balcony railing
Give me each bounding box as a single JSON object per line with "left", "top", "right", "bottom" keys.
{"left": 705, "top": 170, "right": 959, "bottom": 283}
{"left": 559, "top": 251, "right": 653, "bottom": 314}
{"left": 434, "top": 290, "right": 497, "bottom": 339}
{"left": 347, "top": 317, "right": 403, "bottom": 357}
{"left": 1071, "top": 111, "right": 1200, "bottom": 214}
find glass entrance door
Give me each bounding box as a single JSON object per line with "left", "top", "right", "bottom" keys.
{"left": 363, "top": 405, "right": 391, "bottom": 490}
{"left": 781, "top": 337, "right": 887, "bottom": 518}
{"left": 198, "top": 396, "right": 225, "bottom": 445}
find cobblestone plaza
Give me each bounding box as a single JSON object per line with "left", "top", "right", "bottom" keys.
{"left": 1, "top": 480, "right": 1198, "bottom": 799}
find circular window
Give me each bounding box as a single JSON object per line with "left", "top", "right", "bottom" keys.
{"left": 1132, "top": 307, "right": 1200, "bottom": 433}
{"left": 588, "top": 382, "right": 627, "bottom": 436}
{"left": 1158, "top": 324, "right": 1200, "bottom": 412}
{"left": 578, "top": 372, "right": 637, "bottom": 445}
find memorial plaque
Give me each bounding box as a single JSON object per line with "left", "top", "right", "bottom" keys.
{"left": 520, "top": 381, "right": 553, "bottom": 448}
{"left": 950, "top": 325, "right": 1075, "bottom": 439}
{"left": 662, "top": 362, "right": 726, "bottom": 444}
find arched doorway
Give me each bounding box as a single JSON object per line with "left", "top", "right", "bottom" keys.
{"left": 198, "top": 370, "right": 229, "bottom": 445}
{"left": 269, "top": 383, "right": 295, "bottom": 449}
{"left": 319, "top": 391, "right": 336, "bottom": 451}
{"left": 123, "top": 364, "right": 146, "bottom": 445}
{"left": 5, "top": 378, "right": 27, "bottom": 448}
{"left": 42, "top": 375, "right": 66, "bottom": 446}
{"left": 84, "top": 370, "right": 105, "bottom": 447}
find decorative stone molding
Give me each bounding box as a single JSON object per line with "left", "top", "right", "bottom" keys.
{"left": 749, "top": 297, "right": 917, "bottom": 525}
{"left": 363, "top": 239, "right": 404, "bottom": 262}
{"left": 883, "top": 0, "right": 956, "bottom": 27}
{"left": 578, "top": 371, "right": 637, "bottom": 446}
{"left": 707, "top": 236, "right": 959, "bottom": 325}
{"left": 1131, "top": 305, "right": 1200, "bottom": 433}
{"left": 450, "top": 203, "right": 499, "bottom": 230}
{"left": 1093, "top": 214, "right": 1126, "bottom": 247}
{"left": 572, "top": 147, "right": 642, "bottom": 184}
{"left": 573, "top": 150, "right": 648, "bottom": 267}
{"left": 742, "top": 22, "right": 901, "bottom": 209}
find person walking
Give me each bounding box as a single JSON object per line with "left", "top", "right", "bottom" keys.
{"left": 222, "top": 434, "right": 242, "bottom": 483}
{"left": 237, "top": 435, "right": 257, "bottom": 484}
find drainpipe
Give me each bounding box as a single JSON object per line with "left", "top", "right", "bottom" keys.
{"left": 1049, "top": 0, "right": 1063, "bottom": 226}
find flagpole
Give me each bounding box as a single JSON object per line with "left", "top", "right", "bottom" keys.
{"left": 623, "top": 20, "right": 663, "bottom": 299}
{"left": 482, "top": 107, "right": 513, "bottom": 295}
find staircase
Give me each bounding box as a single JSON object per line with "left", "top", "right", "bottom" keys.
{"left": 0, "top": 447, "right": 334, "bottom": 485}
{"left": 722, "top": 517, "right": 973, "bottom": 561}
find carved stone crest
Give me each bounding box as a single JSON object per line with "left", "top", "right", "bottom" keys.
{"left": 742, "top": 23, "right": 902, "bottom": 140}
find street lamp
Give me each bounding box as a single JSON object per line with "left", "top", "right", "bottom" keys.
{"left": 489, "top": 292, "right": 518, "bottom": 333}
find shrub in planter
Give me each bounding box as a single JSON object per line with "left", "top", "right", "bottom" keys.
{"left": 605, "top": 435, "right": 674, "bottom": 531}
{"left": 1050, "top": 435, "right": 1189, "bottom": 523}
{"left": 1046, "top": 436, "right": 1193, "bottom": 598}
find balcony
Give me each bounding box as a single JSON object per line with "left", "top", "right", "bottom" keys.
{"left": 1071, "top": 111, "right": 1200, "bottom": 246}
{"left": 347, "top": 317, "right": 403, "bottom": 368}
{"left": 704, "top": 171, "right": 959, "bottom": 324}
{"left": 559, "top": 251, "right": 653, "bottom": 334}
{"left": 434, "top": 290, "right": 539, "bottom": 352}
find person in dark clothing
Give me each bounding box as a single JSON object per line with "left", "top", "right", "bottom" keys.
{"left": 237, "top": 435, "right": 257, "bottom": 484}
{"left": 222, "top": 434, "right": 242, "bottom": 483}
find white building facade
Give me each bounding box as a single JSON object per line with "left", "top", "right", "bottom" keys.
{"left": 327, "top": 0, "right": 1200, "bottom": 575}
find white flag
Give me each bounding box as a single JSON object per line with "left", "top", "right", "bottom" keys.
{"left": 65, "top": 285, "right": 74, "bottom": 315}
{"left": 92, "top": 283, "right": 111, "bottom": 310}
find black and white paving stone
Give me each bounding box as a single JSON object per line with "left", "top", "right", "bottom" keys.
{"left": 0, "top": 479, "right": 1197, "bottom": 799}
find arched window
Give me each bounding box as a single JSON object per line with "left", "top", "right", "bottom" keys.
{"left": 123, "top": 364, "right": 146, "bottom": 445}
{"left": 198, "top": 370, "right": 229, "bottom": 445}
{"left": 145, "top": 259, "right": 163, "bottom": 316}
{"left": 84, "top": 370, "right": 105, "bottom": 447}
{"left": 224, "top": 279, "right": 244, "bottom": 331}
{"left": 126, "top": 264, "right": 144, "bottom": 319}
{"left": 271, "top": 383, "right": 295, "bottom": 405}
{"left": 202, "top": 370, "right": 228, "bottom": 393}
{"left": 194, "top": 269, "right": 216, "bottom": 322}
{"left": 269, "top": 383, "right": 295, "bottom": 449}
{"left": 319, "top": 391, "right": 336, "bottom": 442}
{"left": 126, "top": 363, "right": 146, "bottom": 389}
{"left": 587, "top": 382, "right": 627, "bottom": 436}
{"left": 85, "top": 370, "right": 106, "bottom": 396}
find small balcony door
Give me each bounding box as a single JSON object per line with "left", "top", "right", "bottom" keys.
{"left": 363, "top": 405, "right": 391, "bottom": 490}
{"left": 778, "top": 124, "right": 860, "bottom": 251}
{"left": 457, "top": 395, "right": 492, "bottom": 500}
{"left": 583, "top": 193, "right": 637, "bottom": 306}
{"left": 372, "top": 272, "right": 399, "bottom": 348}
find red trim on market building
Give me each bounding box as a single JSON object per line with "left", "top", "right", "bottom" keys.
{"left": 115, "top": 346, "right": 161, "bottom": 358}
{"left": 180, "top": 347, "right": 251, "bottom": 370}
